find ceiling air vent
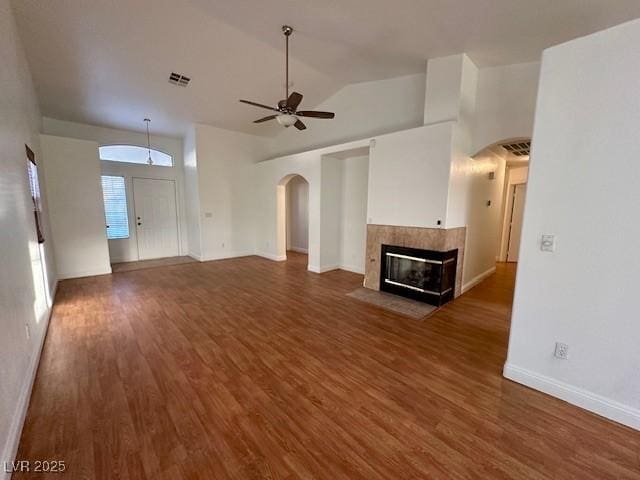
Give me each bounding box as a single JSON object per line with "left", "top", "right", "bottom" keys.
{"left": 501, "top": 140, "right": 531, "bottom": 156}
{"left": 169, "top": 72, "right": 191, "bottom": 87}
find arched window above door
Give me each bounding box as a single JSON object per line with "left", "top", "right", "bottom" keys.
{"left": 99, "top": 145, "right": 173, "bottom": 167}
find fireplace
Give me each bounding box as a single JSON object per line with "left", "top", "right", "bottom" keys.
{"left": 380, "top": 244, "right": 457, "bottom": 306}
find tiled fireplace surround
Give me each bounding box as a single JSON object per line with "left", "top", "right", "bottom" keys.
{"left": 364, "top": 224, "right": 466, "bottom": 299}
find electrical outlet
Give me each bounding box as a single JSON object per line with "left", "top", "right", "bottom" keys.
{"left": 554, "top": 342, "right": 569, "bottom": 359}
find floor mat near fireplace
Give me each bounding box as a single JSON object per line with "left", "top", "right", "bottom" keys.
{"left": 346, "top": 288, "right": 438, "bottom": 320}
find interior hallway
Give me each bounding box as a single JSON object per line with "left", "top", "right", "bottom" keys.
{"left": 15, "top": 257, "right": 640, "bottom": 479}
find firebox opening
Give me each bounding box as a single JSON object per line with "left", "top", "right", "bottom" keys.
{"left": 380, "top": 245, "right": 457, "bottom": 307}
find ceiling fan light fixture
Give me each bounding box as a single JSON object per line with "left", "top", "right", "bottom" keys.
{"left": 276, "top": 114, "right": 297, "bottom": 127}
{"left": 238, "top": 25, "right": 334, "bottom": 131}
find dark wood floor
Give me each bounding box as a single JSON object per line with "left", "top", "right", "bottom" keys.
{"left": 16, "top": 253, "right": 640, "bottom": 479}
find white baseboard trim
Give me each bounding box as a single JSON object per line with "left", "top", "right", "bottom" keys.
{"left": 200, "top": 250, "right": 254, "bottom": 262}
{"left": 2, "top": 282, "right": 57, "bottom": 479}
{"left": 307, "top": 263, "right": 364, "bottom": 274}
{"left": 503, "top": 363, "right": 640, "bottom": 431}
{"left": 462, "top": 266, "right": 496, "bottom": 294}
{"left": 289, "top": 247, "right": 308, "bottom": 254}
{"left": 57, "top": 266, "right": 112, "bottom": 280}
{"left": 308, "top": 264, "right": 340, "bottom": 274}
{"left": 257, "top": 252, "right": 287, "bottom": 262}
{"left": 188, "top": 252, "right": 203, "bottom": 262}
{"left": 338, "top": 264, "right": 365, "bottom": 275}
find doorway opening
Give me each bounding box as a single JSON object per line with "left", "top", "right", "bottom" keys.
{"left": 505, "top": 183, "right": 527, "bottom": 262}
{"left": 460, "top": 138, "right": 529, "bottom": 296}
{"left": 277, "top": 174, "right": 310, "bottom": 266}
{"left": 285, "top": 175, "right": 309, "bottom": 256}
{"left": 498, "top": 162, "right": 529, "bottom": 263}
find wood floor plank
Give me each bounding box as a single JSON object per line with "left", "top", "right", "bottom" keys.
{"left": 13, "top": 253, "right": 640, "bottom": 479}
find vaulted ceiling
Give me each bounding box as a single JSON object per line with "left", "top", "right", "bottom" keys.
{"left": 12, "top": 0, "right": 640, "bottom": 137}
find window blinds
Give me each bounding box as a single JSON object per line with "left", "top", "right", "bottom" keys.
{"left": 101, "top": 175, "right": 130, "bottom": 239}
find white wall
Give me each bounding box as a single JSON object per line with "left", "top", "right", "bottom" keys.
{"left": 319, "top": 156, "right": 344, "bottom": 270}
{"left": 367, "top": 123, "right": 454, "bottom": 228}
{"left": 42, "top": 117, "right": 187, "bottom": 263}
{"left": 444, "top": 81, "right": 478, "bottom": 230}
{"left": 0, "top": 0, "right": 57, "bottom": 473}
{"left": 183, "top": 125, "right": 201, "bottom": 259}
{"left": 421, "top": 56, "right": 538, "bottom": 290}
{"left": 184, "top": 57, "right": 539, "bottom": 288}
{"left": 424, "top": 55, "right": 467, "bottom": 125}
{"left": 269, "top": 60, "right": 538, "bottom": 163}
{"left": 286, "top": 176, "right": 309, "bottom": 253}
{"left": 272, "top": 74, "right": 425, "bottom": 157}
{"left": 318, "top": 153, "right": 370, "bottom": 273}
{"left": 505, "top": 19, "right": 640, "bottom": 430}
{"left": 340, "top": 155, "right": 369, "bottom": 274}
{"left": 191, "top": 124, "right": 272, "bottom": 260}
{"left": 230, "top": 60, "right": 538, "bottom": 281}
{"left": 40, "top": 135, "right": 112, "bottom": 279}
{"left": 472, "top": 61, "right": 540, "bottom": 153}
{"left": 461, "top": 151, "right": 507, "bottom": 291}
{"left": 254, "top": 149, "right": 324, "bottom": 266}
{"left": 254, "top": 139, "right": 371, "bottom": 268}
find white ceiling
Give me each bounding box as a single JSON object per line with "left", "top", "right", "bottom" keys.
{"left": 12, "top": 0, "right": 640, "bottom": 138}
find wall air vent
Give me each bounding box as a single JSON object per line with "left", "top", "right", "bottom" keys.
{"left": 169, "top": 72, "right": 191, "bottom": 87}
{"left": 501, "top": 140, "right": 531, "bottom": 157}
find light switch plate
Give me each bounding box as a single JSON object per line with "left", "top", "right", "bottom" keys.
{"left": 541, "top": 234, "right": 555, "bottom": 252}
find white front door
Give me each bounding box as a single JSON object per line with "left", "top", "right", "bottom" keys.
{"left": 507, "top": 183, "right": 527, "bottom": 262}
{"left": 133, "top": 178, "right": 179, "bottom": 260}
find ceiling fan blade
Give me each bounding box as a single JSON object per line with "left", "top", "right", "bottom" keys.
{"left": 239, "top": 99, "right": 279, "bottom": 112}
{"left": 286, "top": 92, "right": 303, "bottom": 110}
{"left": 296, "top": 111, "right": 335, "bottom": 119}
{"left": 254, "top": 115, "right": 277, "bottom": 123}
{"left": 294, "top": 119, "right": 307, "bottom": 130}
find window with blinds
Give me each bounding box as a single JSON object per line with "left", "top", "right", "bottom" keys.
{"left": 101, "top": 175, "right": 130, "bottom": 239}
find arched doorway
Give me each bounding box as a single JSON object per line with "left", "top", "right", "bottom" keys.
{"left": 276, "top": 174, "right": 310, "bottom": 263}
{"left": 471, "top": 138, "right": 530, "bottom": 267}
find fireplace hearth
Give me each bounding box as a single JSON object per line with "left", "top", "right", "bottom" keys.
{"left": 380, "top": 244, "right": 457, "bottom": 306}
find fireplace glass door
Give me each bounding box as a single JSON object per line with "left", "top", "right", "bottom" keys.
{"left": 385, "top": 253, "right": 442, "bottom": 294}
{"left": 380, "top": 245, "right": 458, "bottom": 306}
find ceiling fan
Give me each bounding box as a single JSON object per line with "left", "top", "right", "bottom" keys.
{"left": 239, "top": 25, "right": 335, "bottom": 131}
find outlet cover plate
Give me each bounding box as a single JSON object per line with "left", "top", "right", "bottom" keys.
{"left": 554, "top": 342, "right": 569, "bottom": 359}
